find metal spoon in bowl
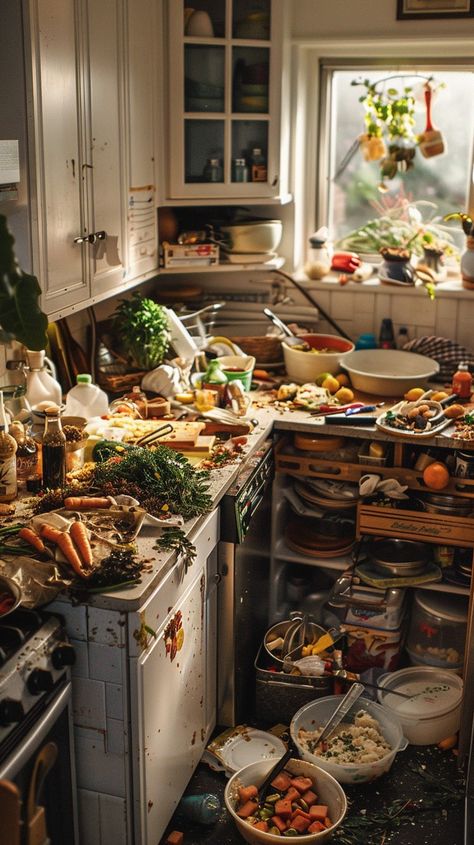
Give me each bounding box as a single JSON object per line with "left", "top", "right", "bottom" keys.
{"left": 263, "top": 308, "right": 312, "bottom": 351}
{"left": 316, "top": 683, "right": 365, "bottom": 748}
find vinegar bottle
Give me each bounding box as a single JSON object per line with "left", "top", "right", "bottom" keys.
{"left": 452, "top": 361, "right": 472, "bottom": 401}
{"left": 0, "top": 391, "right": 18, "bottom": 503}
{"left": 42, "top": 406, "right": 66, "bottom": 490}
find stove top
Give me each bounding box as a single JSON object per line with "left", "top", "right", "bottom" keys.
{"left": 0, "top": 607, "right": 75, "bottom": 760}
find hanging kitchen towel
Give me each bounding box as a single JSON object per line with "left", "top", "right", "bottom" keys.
{"left": 403, "top": 336, "right": 474, "bottom": 381}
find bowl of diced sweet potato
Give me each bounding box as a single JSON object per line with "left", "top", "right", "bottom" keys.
{"left": 224, "top": 757, "right": 347, "bottom": 844}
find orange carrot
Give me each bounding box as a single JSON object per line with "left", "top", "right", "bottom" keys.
{"left": 39, "top": 524, "right": 87, "bottom": 578}
{"left": 63, "top": 496, "right": 111, "bottom": 510}
{"left": 69, "top": 520, "right": 93, "bottom": 568}
{"left": 18, "top": 527, "right": 46, "bottom": 553}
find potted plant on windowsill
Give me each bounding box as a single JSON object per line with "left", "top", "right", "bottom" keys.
{"left": 0, "top": 214, "right": 48, "bottom": 351}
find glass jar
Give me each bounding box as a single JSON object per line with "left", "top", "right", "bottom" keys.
{"left": 41, "top": 406, "right": 66, "bottom": 490}
{"left": 232, "top": 157, "right": 248, "bottom": 183}
{"left": 250, "top": 148, "right": 267, "bottom": 182}
{"left": 304, "top": 231, "right": 331, "bottom": 280}
{"left": 203, "top": 157, "right": 223, "bottom": 183}
{"left": 406, "top": 590, "right": 468, "bottom": 671}
{"left": 9, "top": 420, "right": 38, "bottom": 487}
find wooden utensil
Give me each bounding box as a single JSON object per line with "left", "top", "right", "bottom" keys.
{"left": 26, "top": 741, "right": 58, "bottom": 845}
{"left": 0, "top": 779, "right": 21, "bottom": 845}
{"left": 418, "top": 83, "right": 445, "bottom": 159}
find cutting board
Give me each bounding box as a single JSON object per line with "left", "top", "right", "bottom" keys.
{"left": 153, "top": 421, "right": 206, "bottom": 448}
{"left": 173, "top": 435, "right": 216, "bottom": 455}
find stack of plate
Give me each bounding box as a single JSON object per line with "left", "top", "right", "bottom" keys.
{"left": 286, "top": 514, "right": 355, "bottom": 558}
{"left": 295, "top": 478, "right": 359, "bottom": 511}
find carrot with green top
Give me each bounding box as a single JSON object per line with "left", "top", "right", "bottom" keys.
{"left": 39, "top": 524, "right": 87, "bottom": 578}
{"left": 18, "top": 527, "right": 46, "bottom": 554}
{"left": 69, "top": 520, "right": 93, "bottom": 568}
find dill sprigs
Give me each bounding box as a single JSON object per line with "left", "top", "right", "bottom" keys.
{"left": 155, "top": 527, "right": 197, "bottom": 573}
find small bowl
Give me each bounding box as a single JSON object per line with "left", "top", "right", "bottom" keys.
{"left": 224, "top": 757, "right": 347, "bottom": 844}
{"left": 217, "top": 355, "right": 256, "bottom": 391}
{"left": 0, "top": 573, "right": 22, "bottom": 618}
{"left": 290, "top": 695, "right": 407, "bottom": 784}
{"left": 282, "top": 334, "right": 355, "bottom": 383}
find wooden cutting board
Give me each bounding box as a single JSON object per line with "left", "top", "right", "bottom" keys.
{"left": 154, "top": 421, "right": 206, "bottom": 448}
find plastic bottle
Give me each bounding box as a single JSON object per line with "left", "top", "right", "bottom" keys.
{"left": 452, "top": 361, "right": 472, "bottom": 401}
{"left": 177, "top": 793, "right": 221, "bottom": 825}
{"left": 25, "top": 349, "right": 62, "bottom": 409}
{"left": 396, "top": 326, "right": 409, "bottom": 350}
{"left": 64, "top": 374, "right": 109, "bottom": 419}
{"left": 41, "top": 406, "right": 66, "bottom": 489}
{"left": 0, "top": 391, "right": 18, "bottom": 502}
{"left": 378, "top": 318, "right": 396, "bottom": 349}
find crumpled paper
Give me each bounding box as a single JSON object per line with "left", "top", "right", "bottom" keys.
{"left": 359, "top": 473, "right": 409, "bottom": 500}
{"left": 0, "top": 555, "right": 70, "bottom": 607}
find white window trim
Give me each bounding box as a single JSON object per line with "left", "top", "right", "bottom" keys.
{"left": 291, "top": 36, "right": 474, "bottom": 271}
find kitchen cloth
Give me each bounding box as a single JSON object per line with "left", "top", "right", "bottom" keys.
{"left": 359, "top": 473, "right": 409, "bottom": 500}
{"left": 403, "top": 336, "right": 474, "bottom": 381}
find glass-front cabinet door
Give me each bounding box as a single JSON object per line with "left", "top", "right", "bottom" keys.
{"left": 167, "top": 0, "right": 283, "bottom": 199}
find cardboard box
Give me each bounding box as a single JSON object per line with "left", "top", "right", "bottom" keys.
{"left": 160, "top": 241, "right": 219, "bottom": 268}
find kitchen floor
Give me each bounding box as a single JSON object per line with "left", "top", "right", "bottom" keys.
{"left": 162, "top": 739, "right": 465, "bottom": 845}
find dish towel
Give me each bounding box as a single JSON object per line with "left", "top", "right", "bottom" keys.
{"left": 359, "top": 474, "right": 409, "bottom": 500}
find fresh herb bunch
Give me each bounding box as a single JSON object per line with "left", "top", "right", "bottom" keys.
{"left": 93, "top": 445, "right": 212, "bottom": 520}
{"left": 112, "top": 293, "right": 170, "bottom": 370}
{"left": 155, "top": 527, "right": 197, "bottom": 573}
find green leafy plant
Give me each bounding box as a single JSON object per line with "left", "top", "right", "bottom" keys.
{"left": 112, "top": 293, "right": 170, "bottom": 370}
{"left": 358, "top": 79, "right": 416, "bottom": 143}
{"left": 0, "top": 214, "right": 48, "bottom": 350}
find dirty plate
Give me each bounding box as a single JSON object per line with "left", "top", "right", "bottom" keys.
{"left": 204, "top": 727, "right": 286, "bottom": 776}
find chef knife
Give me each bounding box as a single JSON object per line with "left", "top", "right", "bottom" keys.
{"left": 323, "top": 414, "right": 377, "bottom": 426}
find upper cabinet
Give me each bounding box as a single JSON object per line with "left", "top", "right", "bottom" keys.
{"left": 166, "top": 0, "right": 287, "bottom": 202}
{"left": 21, "top": 0, "right": 158, "bottom": 320}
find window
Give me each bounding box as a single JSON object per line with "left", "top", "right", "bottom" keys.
{"left": 319, "top": 65, "right": 474, "bottom": 247}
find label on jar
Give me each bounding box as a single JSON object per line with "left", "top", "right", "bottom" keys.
{"left": 0, "top": 455, "right": 17, "bottom": 499}
{"left": 251, "top": 164, "right": 267, "bottom": 182}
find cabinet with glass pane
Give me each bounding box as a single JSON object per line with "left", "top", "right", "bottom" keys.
{"left": 167, "top": 0, "right": 285, "bottom": 200}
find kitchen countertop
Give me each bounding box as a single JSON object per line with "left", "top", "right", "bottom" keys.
{"left": 82, "top": 393, "right": 473, "bottom": 611}
{"left": 162, "top": 740, "right": 465, "bottom": 845}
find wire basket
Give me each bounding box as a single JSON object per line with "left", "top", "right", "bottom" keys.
{"left": 97, "top": 363, "right": 146, "bottom": 394}
{"left": 177, "top": 303, "right": 224, "bottom": 348}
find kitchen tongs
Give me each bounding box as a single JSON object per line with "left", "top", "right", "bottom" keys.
{"left": 134, "top": 421, "right": 174, "bottom": 447}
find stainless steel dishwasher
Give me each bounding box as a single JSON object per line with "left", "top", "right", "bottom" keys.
{"left": 217, "top": 439, "right": 273, "bottom": 726}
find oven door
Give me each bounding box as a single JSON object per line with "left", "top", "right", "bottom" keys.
{"left": 0, "top": 680, "right": 78, "bottom": 845}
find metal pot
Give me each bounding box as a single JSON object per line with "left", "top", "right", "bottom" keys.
{"left": 264, "top": 617, "right": 329, "bottom": 667}
{"left": 0, "top": 573, "right": 22, "bottom": 617}
{"left": 368, "top": 538, "right": 431, "bottom": 576}
{"left": 420, "top": 492, "right": 473, "bottom": 516}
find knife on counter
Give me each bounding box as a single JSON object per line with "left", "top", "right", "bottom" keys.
{"left": 323, "top": 414, "right": 377, "bottom": 426}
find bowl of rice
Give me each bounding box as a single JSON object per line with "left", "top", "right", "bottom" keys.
{"left": 290, "top": 695, "right": 407, "bottom": 784}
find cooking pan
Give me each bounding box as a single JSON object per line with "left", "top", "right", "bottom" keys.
{"left": 0, "top": 574, "right": 22, "bottom": 618}
{"left": 368, "top": 538, "right": 431, "bottom": 576}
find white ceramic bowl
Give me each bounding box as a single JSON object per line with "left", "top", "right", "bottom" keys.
{"left": 224, "top": 757, "right": 347, "bottom": 845}
{"left": 185, "top": 9, "right": 214, "bottom": 37}
{"left": 376, "top": 666, "right": 463, "bottom": 745}
{"left": 220, "top": 220, "right": 283, "bottom": 254}
{"left": 283, "top": 334, "right": 355, "bottom": 383}
{"left": 341, "top": 349, "right": 439, "bottom": 396}
{"left": 290, "top": 695, "right": 407, "bottom": 784}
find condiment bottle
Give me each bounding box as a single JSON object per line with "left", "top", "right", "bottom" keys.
{"left": 378, "top": 318, "right": 396, "bottom": 349}
{"left": 42, "top": 405, "right": 66, "bottom": 490}
{"left": 9, "top": 420, "right": 38, "bottom": 488}
{"left": 0, "top": 391, "right": 18, "bottom": 503}
{"left": 396, "top": 326, "right": 409, "bottom": 349}
{"left": 250, "top": 147, "right": 267, "bottom": 182}
{"left": 452, "top": 361, "right": 472, "bottom": 401}
{"left": 202, "top": 359, "right": 228, "bottom": 406}
{"left": 304, "top": 228, "right": 331, "bottom": 280}
{"left": 232, "top": 157, "right": 248, "bottom": 183}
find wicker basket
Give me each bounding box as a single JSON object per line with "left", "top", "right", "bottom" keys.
{"left": 97, "top": 363, "right": 147, "bottom": 394}
{"left": 232, "top": 335, "right": 283, "bottom": 363}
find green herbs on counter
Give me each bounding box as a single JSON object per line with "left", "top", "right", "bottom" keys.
{"left": 155, "top": 527, "right": 197, "bottom": 573}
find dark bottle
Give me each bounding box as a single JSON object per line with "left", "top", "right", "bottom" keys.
{"left": 42, "top": 406, "right": 66, "bottom": 489}
{"left": 379, "top": 318, "right": 396, "bottom": 349}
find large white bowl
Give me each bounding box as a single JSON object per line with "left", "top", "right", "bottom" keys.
{"left": 283, "top": 334, "right": 355, "bottom": 383}
{"left": 341, "top": 349, "right": 439, "bottom": 396}
{"left": 224, "top": 757, "right": 347, "bottom": 845}
{"left": 290, "top": 695, "right": 407, "bottom": 784}
{"left": 220, "top": 220, "right": 283, "bottom": 254}
{"left": 376, "top": 666, "right": 463, "bottom": 745}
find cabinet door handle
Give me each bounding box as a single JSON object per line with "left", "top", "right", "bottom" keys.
{"left": 73, "top": 231, "right": 107, "bottom": 245}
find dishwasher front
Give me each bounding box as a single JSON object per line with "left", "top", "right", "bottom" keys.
{"left": 217, "top": 440, "right": 273, "bottom": 726}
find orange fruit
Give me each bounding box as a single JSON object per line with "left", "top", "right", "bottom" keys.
{"left": 422, "top": 462, "right": 450, "bottom": 490}
{"left": 335, "top": 386, "right": 355, "bottom": 403}
{"left": 335, "top": 373, "right": 350, "bottom": 387}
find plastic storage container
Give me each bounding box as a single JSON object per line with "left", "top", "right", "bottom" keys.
{"left": 64, "top": 374, "right": 109, "bottom": 419}
{"left": 376, "top": 666, "right": 463, "bottom": 745}
{"left": 406, "top": 590, "right": 468, "bottom": 670}
{"left": 290, "top": 695, "right": 407, "bottom": 784}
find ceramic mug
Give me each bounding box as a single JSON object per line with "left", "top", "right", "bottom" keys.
{"left": 380, "top": 257, "right": 415, "bottom": 284}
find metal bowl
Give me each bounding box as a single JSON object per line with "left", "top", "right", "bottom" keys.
{"left": 0, "top": 573, "right": 22, "bottom": 618}
{"left": 368, "top": 538, "right": 431, "bottom": 576}
{"left": 264, "top": 618, "right": 330, "bottom": 667}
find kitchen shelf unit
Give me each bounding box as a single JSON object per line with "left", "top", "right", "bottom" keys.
{"left": 165, "top": 0, "right": 288, "bottom": 201}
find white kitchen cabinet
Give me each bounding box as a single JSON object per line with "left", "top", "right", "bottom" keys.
{"left": 18, "top": 0, "right": 157, "bottom": 320}
{"left": 165, "top": 0, "right": 288, "bottom": 202}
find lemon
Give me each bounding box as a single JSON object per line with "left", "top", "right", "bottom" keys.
{"left": 322, "top": 375, "right": 340, "bottom": 394}
{"left": 404, "top": 387, "right": 425, "bottom": 402}
{"left": 431, "top": 391, "right": 449, "bottom": 402}
{"left": 335, "top": 386, "right": 355, "bottom": 403}
{"left": 314, "top": 372, "right": 332, "bottom": 386}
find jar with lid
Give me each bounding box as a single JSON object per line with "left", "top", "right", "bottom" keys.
{"left": 250, "top": 148, "right": 267, "bottom": 182}
{"left": 406, "top": 590, "right": 468, "bottom": 671}
{"left": 203, "top": 158, "right": 223, "bottom": 183}
{"left": 304, "top": 228, "right": 331, "bottom": 280}
{"left": 232, "top": 158, "right": 248, "bottom": 183}
{"left": 41, "top": 406, "right": 66, "bottom": 490}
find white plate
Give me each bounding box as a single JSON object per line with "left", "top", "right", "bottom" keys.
{"left": 218, "top": 729, "right": 286, "bottom": 774}
{"left": 375, "top": 411, "right": 451, "bottom": 438}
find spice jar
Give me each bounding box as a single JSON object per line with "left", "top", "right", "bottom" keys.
{"left": 9, "top": 420, "right": 38, "bottom": 488}
{"left": 203, "top": 157, "right": 223, "bottom": 183}
{"left": 407, "top": 590, "right": 468, "bottom": 671}
{"left": 0, "top": 391, "right": 17, "bottom": 503}
{"left": 304, "top": 228, "right": 331, "bottom": 280}
{"left": 42, "top": 405, "right": 66, "bottom": 490}
{"left": 232, "top": 157, "right": 248, "bottom": 183}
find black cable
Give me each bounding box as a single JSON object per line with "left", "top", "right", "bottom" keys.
{"left": 271, "top": 268, "right": 354, "bottom": 342}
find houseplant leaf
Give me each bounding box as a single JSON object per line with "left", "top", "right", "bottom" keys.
{"left": 0, "top": 214, "right": 48, "bottom": 350}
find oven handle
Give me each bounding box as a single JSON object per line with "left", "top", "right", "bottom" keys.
{"left": 0, "top": 682, "right": 72, "bottom": 780}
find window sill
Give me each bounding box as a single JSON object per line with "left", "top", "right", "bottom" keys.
{"left": 293, "top": 270, "right": 472, "bottom": 298}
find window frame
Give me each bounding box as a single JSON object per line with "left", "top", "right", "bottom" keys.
{"left": 291, "top": 36, "right": 474, "bottom": 271}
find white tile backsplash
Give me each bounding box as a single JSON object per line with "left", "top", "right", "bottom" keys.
{"left": 106, "top": 683, "right": 124, "bottom": 720}
{"left": 106, "top": 717, "right": 126, "bottom": 755}
{"left": 88, "top": 607, "right": 126, "bottom": 645}
{"left": 75, "top": 731, "right": 126, "bottom": 796}
{"left": 99, "top": 794, "right": 128, "bottom": 845}
{"left": 78, "top": 788, "right": 100, "bottom": 845}
{"left": 47, "top": 600, "right": 88, "bottom": 641}
{"left": 89, "top": 642, "right": 124, "bottom": 684}
{"left": 73, "top": 677, "right": 106, "bottom": 729}
{"left": 71, "top": 639, "right": 89, "bottom": 678}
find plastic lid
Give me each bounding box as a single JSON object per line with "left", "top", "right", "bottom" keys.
{"left": 44, "top": 405, "right": 61, "bottom": 416}
{"left": 414, "top": 590, "right": 468, "bottom": 623}
{"left": 76, "top": 374, "right": 92, "bottom": 384}
{"left": 26, "top": 350, "right": 45, "bottom": 369}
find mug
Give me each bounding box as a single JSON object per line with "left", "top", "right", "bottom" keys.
{"left": 454, "top": 450, "right": 474, "bottom": 479}
{"left": 380, "top": 257, "right": 415, "bottom": 284}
